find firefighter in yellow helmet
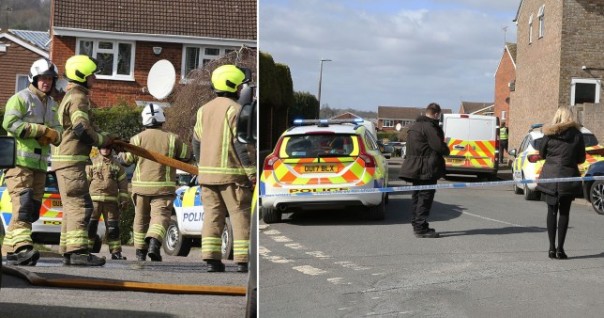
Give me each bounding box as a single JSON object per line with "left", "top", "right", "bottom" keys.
{"left": 2, "top": 58, "right": 62, "bottom": 266}
{"left": 52, "top": 55, "right": 117, "bottom": 266}
{"left": 192, "top": 65, "right": 256, "bottom": 272}
{"left": 119, "top": 103, "right": 192, "bottom": 261}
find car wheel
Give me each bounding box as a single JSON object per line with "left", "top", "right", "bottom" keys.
{"left": 221, "top": 217, "right": 234, "bottom": 260}
{"left": 523, "top": 183, "right": 540, "bottom": 201}
{"left": 590, "top": 180, "right": 604, "bottom": 215}
{"left": 163, "top": 216, "right": 191, "bottom": 257}
{"left": 367, "top": 199, "right": 385, "bottom": 221}
{"left": 91, "top": 234, "right": 102, "bottom": 253}
{"left": 513, "top": 182, "right": 523, "bottom": 195}
{"left": 262, "top": 207, "right": 282, "bottom": 224}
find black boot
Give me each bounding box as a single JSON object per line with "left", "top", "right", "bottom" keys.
{"left": 111, "top": 252, "right": 127, "bottom": 260}
{"left": 147, "top": 238, "right": 162, "bottom": 262}
{"left": 69, "top": 252, "right": 106, "bottom": 266}
{"left": 11, "top": 247, "right": 40, "bottom": 266}
{"left": 63, "top": 254, "right": 71, "bottom": 265}
{"left": 136, "top": 249, "right": 148, "bottom": 261}
{"left": 237, "top": 262, "right": 248, "bottom": 273}
{"left": 206, "top": 259, "right": 225, "bottom": 272}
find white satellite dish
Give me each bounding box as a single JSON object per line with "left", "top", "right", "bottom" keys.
{"left": 55, "top": 78, "right": 68, "bottom": 93}
{"left": 395, "top": 123, "right": 402, "bottom": 131}
{"left": 147, "top": 59, "right": 176, "bottom": 100}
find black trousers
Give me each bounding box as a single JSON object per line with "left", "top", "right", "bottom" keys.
{"left": 411, "top": 179, "right": 437, "bottom": 232}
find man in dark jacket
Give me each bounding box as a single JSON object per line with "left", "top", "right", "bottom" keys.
{"left": 399, "top": 103, "right": 450, "bottom": 238}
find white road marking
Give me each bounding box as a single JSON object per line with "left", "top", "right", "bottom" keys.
{"left": 263, "top": 229, "right": 281, "bottom": 236}
{"left": 293, "top": 265, "right": 327, "bottom": 276}
{"left": 462, "top": 211, "right": 523, "bottom": 227}
{"left": 327, "top": 277, "right": 351, "bottom": 285}
{"left": 272, "top": 236, "right": 293, "bottom": 242}
{"left": 264, "top": 255, "right": 294, "bottom": 264}
{"left": 258, "top": 246, "right": 270, "bottom": 256}
{"left": 306, "top": 251, "right": 332, "bottom": 259}
{"left": 284, "top": 243, "right": 307, "bottom": 250}
{"left": 334, "top": 261, "right": 370, "bottom": 271}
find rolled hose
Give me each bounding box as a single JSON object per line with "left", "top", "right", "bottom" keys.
{"left": 1, "top": 264, "right": 246, "bottom": 296}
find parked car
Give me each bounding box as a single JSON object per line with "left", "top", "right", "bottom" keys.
{"left": 582, "top": 161, "right": 604, "bottom": 214}
{"left": 509, "top": 124, "right": 604, "bottom": 200}
{"left": 0, "top": 169, "right": 105, "bottom": 249}
{"left": 259, "top": 118, "right": 390, "bottom": 223}
{"left": 387, "top": 141, "right": 406, "bottom": 157}
{"left": 163, "top": 173, "right": 233, "bottom": 259}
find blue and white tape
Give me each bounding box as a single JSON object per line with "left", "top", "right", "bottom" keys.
{"left": 260, "top": 176, "right": 604, "bottom": 198}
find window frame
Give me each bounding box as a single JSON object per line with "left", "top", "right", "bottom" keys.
{"left": 528, "top": 14, "right": 533, "bottom": 44}
{"left": 538, "top": 5, "right": 545, "bottom": 38}
{"left": 382, "top": 119, "right": 394, "bottom": 128}
{"left": 15, "top": 74, "right": 28, "bottom": 92}
{"left": 180, "top": 45, "right": 237, "bottom": 81}
{"left": 570, "top": 78, "right": 601, "bottom": 106}
{"left": 75, "top": 38, "right": 136, "bottom": 81}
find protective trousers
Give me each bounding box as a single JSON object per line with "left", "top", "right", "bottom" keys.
{"left": 132, "top": 194, "right": 172, "bottom": 250}
{"left": 90, "top": 201, "right": 122, "bottom": 253}
{"left": 2, "top": 166, "right": 45, "bottom": 253}
{"left": 55, "top": 165, "right": 93, "bottom": 254}
{"left": 201, "top": 184, "right": 251, "bottom": 263}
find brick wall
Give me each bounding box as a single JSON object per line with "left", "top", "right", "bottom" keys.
{"left": 0, "top": 38, "right": 42, "bottom": 108}
{"left": 50, "top": 36, "right": 184, "bottom": 107}
{"left": 510, "top": 0, "right": 564, "bottom": 150}
{"left": 493, "top": 48, "right": 515, "bottom": 127}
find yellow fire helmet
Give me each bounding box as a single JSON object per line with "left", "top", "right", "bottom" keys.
{"left": 211, "top": 64, "right": 246, "bottom": 93}
{"left": 65, "top": 55, "right": 99, "bottom": 83}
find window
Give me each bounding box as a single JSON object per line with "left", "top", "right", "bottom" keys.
{"left": 182, "top": 46, "right": 237, "bottom": 79}
{"left": 76, "top": 39, "right": 135, "bottom": 81}
{"left": 571, "top": 78, "right": 601, "bottom": 105}
{"left": 382, "top": 119, "right": 394, "bottom": 127}
{"left": 15, "top": 74, "right": 28, "bottom": 92}
{"left": 538, "top": 5, "right": 545, "bottom": 38}
{"left": 528, "top": 14, "right": 533, "bottom": 44}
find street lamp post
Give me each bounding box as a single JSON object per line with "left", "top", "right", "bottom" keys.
{"left": 317, "top": 58, "right": 332, "bottom": 118}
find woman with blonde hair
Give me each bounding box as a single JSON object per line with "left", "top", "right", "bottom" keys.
{"left": 536, "top": 106, "right": 585, "bottom": 259}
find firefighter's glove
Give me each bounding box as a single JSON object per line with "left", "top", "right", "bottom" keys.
{"left": 36, "top": 127, "right": 60, "bottom": 146}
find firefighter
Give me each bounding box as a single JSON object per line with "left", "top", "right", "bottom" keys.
{"left": 52, "top": 55, "right": 115, "bottom": 266}
{"left": 193, "top": 65, "right": 256, "bottom": 273}
{"left": 86, "top": 145, "right": 130, "bottom": 260}
{"left": 2, "top": 58, "right": 62, "bottom": 266}
{"left": 120, "top": 104, "right": 192, "bottom": 262}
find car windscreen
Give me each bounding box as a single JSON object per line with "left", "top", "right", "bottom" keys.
{"left": 283, "top": 134, "right": 355, "bottom": 158}
{"left": 531, "top": 134, "right": 598, "bottom": 149}
{"left": 46, "top": 172, "right": 59, "bottom": 189}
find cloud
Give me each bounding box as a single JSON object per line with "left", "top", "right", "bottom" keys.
{"left": 260, "top": 0, "right": 519, "bottom": 112}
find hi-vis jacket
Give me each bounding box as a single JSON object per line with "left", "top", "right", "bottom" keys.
{"left": 120, "top": 128, "right": 191, "bottom": 196}
{"left": 193, "top": 97, "right": 256, "bottom": 185}
{"left": 2, "top": 84, "right": 62, "bottom": 171}
{"left": 52, "top": 84, "right": 109, "bottom": 170}
{"left": 86, "top": 155, "right": 129, "bottom": 203}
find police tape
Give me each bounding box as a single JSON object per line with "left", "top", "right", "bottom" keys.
{"left": 260, "top": 175, "right": 604, "bottom": 198}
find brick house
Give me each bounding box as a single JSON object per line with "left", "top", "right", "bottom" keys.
{"left": 0, "top": 29, "right": 50, "bottom": 108}
{"left": 377, "top": 106, "right": 452, "bottom": 131}
{"left": 459, "top": 101, "right": 493, "bottom": 115}
{"left": 512, "top": 0, "right": 604, "bottom": 149}
{"left": 50, "top": 0, "right": 256, "bottom": 108}
{"left": 330, "top": 112, "right": 364, "bottom": 121}
{"left": 493, "top": 43, "right": 516, "bottom": 126}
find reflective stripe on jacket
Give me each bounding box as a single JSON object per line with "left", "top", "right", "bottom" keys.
{"left": 86, "top": 155, "right": 129, "bottom": 202}
{"left": 52, "top": 84, "right": 108, "bottom": 170}
{"left": 2, "top": 85, "right": 62, "bottom": 171}
{"left": 120, "top": 128, "right": 191, "bottom": 196}
{"left": 194, "top": 97, "right": 255, "bottom": 185}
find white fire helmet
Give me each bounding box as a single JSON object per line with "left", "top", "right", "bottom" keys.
{"left": 141, "top": 103, "right": 166, "bottom": 127}
{"left": 28, "top": 58, "right": 59, "bottom": 83}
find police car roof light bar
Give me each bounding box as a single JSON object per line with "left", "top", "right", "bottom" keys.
{"left": 530, "top": 123, "right": 543, "bottom": 132}
{"left": 293, "top": 118, "right": 364, "bottom": 127}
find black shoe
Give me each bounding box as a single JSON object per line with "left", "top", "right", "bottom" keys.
{"left": 206, "top": 260, "right": 225, "bottom": 272}
{"left": 548, "top": 248, "right": 557, "bottom": 259}
{"left": 69, "top": 253, "right": 106, "bottom": 266}
{"left": 556, "top": 248, "right": 568, "bottom": 260}
{"left": 136, "top": 249, "right": 148, "bottom": 261}
{"left": 414, "top": 230, "right": 440, "bottom": 238}
{"left": 147, "top": 238, "right": 162, "bottom": 262}
{"left": 11, "top": 247, "right": 40, "bottom": 266}
{"left": 237, "top": 262, "right": 248, "bottom": 273}
{"left": 111, "top": 252, "right": 127, "bottom": 260}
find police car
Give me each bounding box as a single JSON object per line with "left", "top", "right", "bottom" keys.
{"left": 0, "top": 169, "right": 106, "bottom": 249}
{"left": 259, "top": 118, "right": 389, "bottom": 223}
{"left": 509, "top": 124, "right": 604, "bottom": 200}
{"left": 163, "top": 172, "right": 233, "bottom": 259}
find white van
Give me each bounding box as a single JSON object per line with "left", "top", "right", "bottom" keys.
{"left": 441, "top": 114, "right": 499, "bottom": 179}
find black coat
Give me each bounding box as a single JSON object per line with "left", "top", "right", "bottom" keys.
{"left": 535, "top": 122, "right": 586, "bottom": 197}
{"left": 399, "top": 115, "right": 450, "bottom": 182}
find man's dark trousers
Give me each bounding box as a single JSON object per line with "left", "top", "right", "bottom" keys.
{"left": 411, "top": 179, "right": 437, "bottom": 233}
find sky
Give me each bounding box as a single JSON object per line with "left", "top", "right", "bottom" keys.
{"left": 259, "top": 0, "right": 520, "bottom": 113}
